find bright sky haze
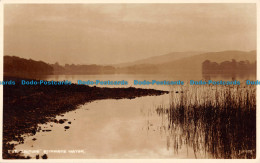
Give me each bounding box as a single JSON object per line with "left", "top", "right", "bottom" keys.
{"left": 4, "top": 4, "right": 256, "bottom": 65}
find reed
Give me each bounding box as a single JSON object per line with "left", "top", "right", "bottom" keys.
{"left": 156, "top": 85, "right": 256, "bottom": 159}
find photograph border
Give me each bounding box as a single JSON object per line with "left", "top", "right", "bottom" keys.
{"left": 0, "top": 0, "right": 259, "bottom": 162}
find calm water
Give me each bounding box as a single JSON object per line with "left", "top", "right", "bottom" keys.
{"left": 12, "top": 74, "right": 256, "bottom": 159}
{"left": 14, "top": 94, "right": 202, "bottom": 158}
{"left": 33, "top": 73, "right": 255, "bottom": 90}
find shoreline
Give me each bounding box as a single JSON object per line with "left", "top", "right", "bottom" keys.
{"left": 3, "top": 76, "right": 168, "bottom": 159}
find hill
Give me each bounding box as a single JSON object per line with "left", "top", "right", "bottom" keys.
{"left": 4, "top": 56, "right": 54, "bottom": 77}
{"left": 115, "top": 51, "right": 204, "bottom": 67}
{"left": 116, "top": 50, "right": 256, "bottom": 74}
{"left": 159, "top": 50, "right": 256, "bottom": 73}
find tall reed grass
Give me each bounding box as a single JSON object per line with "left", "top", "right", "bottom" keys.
{"left": 156, "top": 85, "right": 256, "bottom": 158}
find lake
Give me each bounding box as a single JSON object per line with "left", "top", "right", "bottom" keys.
{"left": 11, "top": 74, "right": 256, "bottom": 159}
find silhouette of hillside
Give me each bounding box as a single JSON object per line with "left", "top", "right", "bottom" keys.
{"left": 4, "top": 56, "right": 54, "bottom": 78}
{"left": 117, "top": 50, "right": 256, "bottom": 74}
{"left": 4, "top": 50, "right": 256, "bottom": 76}
{"left": 115, "top": 51, "right": 203, "bottom": 67}
{"left": 159, "top": 50, "right": 256, "bottom": 74}
{"left": 51, "top": 63, "right": 115, "bottom": 75}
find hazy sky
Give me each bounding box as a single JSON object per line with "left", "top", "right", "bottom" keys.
{"left": 4, "top": 4, "right": 256, "bottom": 65}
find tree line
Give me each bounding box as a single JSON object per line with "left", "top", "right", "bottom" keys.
{"left": 202, "top": 59, "right": 256, "bottom": 75}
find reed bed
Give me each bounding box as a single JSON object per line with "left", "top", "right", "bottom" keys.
{"left": 156, "top": 85, "right": 256, "bottom": 159}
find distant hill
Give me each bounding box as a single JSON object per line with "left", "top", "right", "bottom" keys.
{"left": 4, "top": 50, "right": 256, "bottom": 77}
{"left": 4, "top": 56, "right": 117, "bottom": 77}
{"left": 116, "top": 50, "right": 256, "bottom": 74}
{"left": 159, "top": 50, "right": 256, "bottom": 74}
{"left": 115, "top": 51, "right": 204, "bottom": 67}
{"left": 52, "top": 63, "right": 116, "bottom": 75}
{"left": 4, "top": 56, "right": 54, "bottom": 77}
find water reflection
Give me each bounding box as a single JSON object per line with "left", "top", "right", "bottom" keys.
{"left": 14, "top": 95, "right": 193, "bottom": 159}
{"left": 202, "top": 73, "right": 256, "bottom": 81}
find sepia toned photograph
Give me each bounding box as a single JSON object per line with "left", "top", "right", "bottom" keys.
{"left": 1, "top": 1, "right": 258, "bottom": 160}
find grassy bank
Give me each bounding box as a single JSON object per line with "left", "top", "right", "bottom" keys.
{"left": 3, "top": 76, "right": 168, "bottom": 159}
{"left": 156, "top": 85, "right": 256, "bottom": 158}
